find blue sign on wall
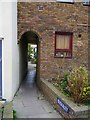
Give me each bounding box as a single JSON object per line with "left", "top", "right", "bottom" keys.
{"left": 57, "top": 98, "right": 69, "bottom": 113}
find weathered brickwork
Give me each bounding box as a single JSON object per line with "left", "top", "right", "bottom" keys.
{"left": 18, "top": 2, "right": 88, "bottom": 80}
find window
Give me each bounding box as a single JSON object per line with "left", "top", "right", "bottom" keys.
{"left": 55, "top": 32, "right": 73, "bottom": 58}
{"left": 83, "top": 0, "right": 90, "bottom": 5}
{"left": 56, "top": 0, "right": 74, "bottom": 3}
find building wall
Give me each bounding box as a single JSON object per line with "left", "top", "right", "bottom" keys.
{"left": 12, "top": 2, "right": 20, "bottom": 99}
{"left": 18, "top": 2, "right": 88, "bottom": 81}
{"left": 0, "top": 2, "right": 19, "bottom": 101}
{"left": 0, "top": 1, "right": 88, "bottom": 101}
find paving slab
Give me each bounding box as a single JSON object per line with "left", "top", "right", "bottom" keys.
{"left": 13, "top": 63, "right": 63, "bottom": 118}
{"left": 0, "top": 102, "right": 3, "bottom": 119}
{"left": 3, "top": 102, "right": 13, "bottom": 118}
{"left": 29, "top": 112, "right": 62, "bottom": 118}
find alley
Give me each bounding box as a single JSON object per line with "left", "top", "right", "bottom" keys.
{"left": 13, "top": 63, "right": 62, "bottom": 118}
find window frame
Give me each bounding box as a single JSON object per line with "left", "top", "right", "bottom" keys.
{"left": 83, "top": 1, "right": 90, "bottom": 6}
{"left": 83, "top": 0, "right": 90, "bottom": 6}
{"left": 54, "top": 31, "right": 73, "bottom": 59}
{"left": 56, "top": 0, "right": 74, "bottom": 4}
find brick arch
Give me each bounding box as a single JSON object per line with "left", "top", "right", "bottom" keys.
{"left": 18, "top": 29, "right": 41, "bottom": 44}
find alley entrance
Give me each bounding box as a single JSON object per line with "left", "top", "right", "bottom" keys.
{"left": 19, "top": 31, "right": 40, "bottom": 84}
{"left": 13, "top": 30, "right": 62, "bottom": 118}
{"left": 13, "top": 63, "right": 62, "bottom": 118}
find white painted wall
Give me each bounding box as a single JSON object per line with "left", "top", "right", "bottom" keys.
{"left": 0, "top": 2, "right": 19, "bottom": 101}
{"left": 12, "top": 2, "right": 19, "bottom": 99}
{"left": 0, "top": 2, "right": 13, "bottom": 101}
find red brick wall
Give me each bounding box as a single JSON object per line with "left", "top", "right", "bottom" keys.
{"left": 18, "top": 2, "right": 88, "bottom": 80}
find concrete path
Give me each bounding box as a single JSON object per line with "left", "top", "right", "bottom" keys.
{"left": 0, "top": 103, "right": 2, "bottom": 119}
{"left": 13, "top": 63, "right": 62, "bottom": 118}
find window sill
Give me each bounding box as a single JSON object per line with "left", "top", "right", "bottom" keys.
{"left": 54, "top": 56, "right": 72, "bottom": 59}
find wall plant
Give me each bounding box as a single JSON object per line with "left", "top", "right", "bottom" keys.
{"left": 68, "top": 66, "right": 90, "bottom": 103}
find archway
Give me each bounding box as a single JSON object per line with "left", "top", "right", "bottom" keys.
{"left": 19, "top": 31, "right": 40, "bottom": 85}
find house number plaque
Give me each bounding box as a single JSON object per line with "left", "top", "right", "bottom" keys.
{"left": 57, "top": 98, "right": 69, "bottom": 113}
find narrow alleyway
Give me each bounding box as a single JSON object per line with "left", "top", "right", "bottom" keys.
{"left": 13, "top": 63, "right": 62, "bottom": 118}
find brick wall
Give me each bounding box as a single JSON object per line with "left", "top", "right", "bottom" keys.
{"left": 18, "top": 2, "right": 88, "bottom": 80}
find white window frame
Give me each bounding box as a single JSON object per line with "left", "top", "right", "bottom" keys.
{"left": 0, "top": 37, "right": 4, "bottom": 100}
{"left": 83, "top": 0, "right": 90, "bottom": 5}
{"left": 56, "top": 0, "right": 74, "bottom": 3}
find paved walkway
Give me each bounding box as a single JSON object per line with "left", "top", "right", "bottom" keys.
{"left": 0, "top": 103, "right": 2, "bottom": 119}
{"left": 13, "top": 63, "right": 62, "bottom": 118}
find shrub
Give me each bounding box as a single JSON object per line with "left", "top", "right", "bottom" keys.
{"left": 60, "top": 73, "right": 68, "bottom": 90}
{"left": 68, "top": 66, "right": 89, "bottom": 103}
{"left": 58, "top": 72, "right": 71, "bottom": 96}
{"left": 34, "top": 58, "right": 37, "bottom": 64}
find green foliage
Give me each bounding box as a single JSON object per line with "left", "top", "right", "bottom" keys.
{"left": 82, "top": 86, "right": 90, "bottom": 100}
{"left": 68, "top": 66, "right": 89, "bottom": 103}
{"left": 34, "top": 58, "right": 37, "bottom": 64}
{"left": 82, "top": 99, "right": 90, "bottom": 105}
{"left": 13, "top": 110, "right": 17, "bottom": 120}
{"left": 60, "top": 73, "right": 68, "bottom": 90}
{"left": 28, "top": 44, "right": 34, "bottom": 61}
{"left": 53, "top": 82, "right": 59, "bottom": 87}
{"left": 52, "top": 66, "right": 90, "bottom": 104}
{"left": 34, "top": 51, "right": 37, "bottom": 64}
{"left": 59, "top": 72, "right": 71, "bottom": 96}
{"left": 53, "top": 73, "right": 71, "bottom": 96}
{"left": 28, "top": 44, "right": 31, "bottom": 61}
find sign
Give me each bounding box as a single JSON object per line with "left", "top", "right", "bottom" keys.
{"left": 57, "top": 98, "right": 69, "bottom": 113}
